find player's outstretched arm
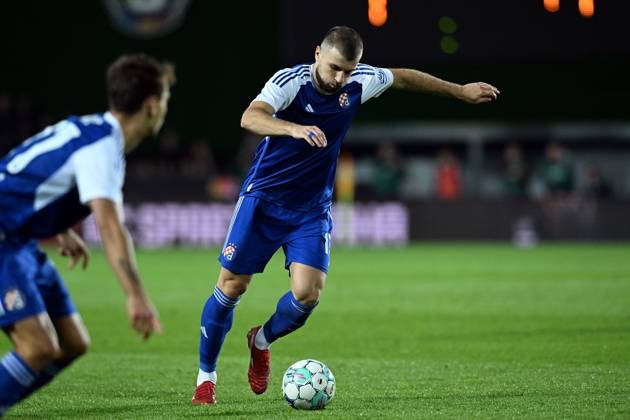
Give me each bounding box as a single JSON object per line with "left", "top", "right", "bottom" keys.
{"left": 241, "top": 101, "right": 328, "bottom": 147}
{"left": 390, "top": 68, "right": 500, "bottom": 104}
{"left": 89, "top": 198, "right": 163, "bottom": 340}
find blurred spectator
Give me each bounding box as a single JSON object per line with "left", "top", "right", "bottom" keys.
{"left": 207, "top": 175, "right": 240, "bottom": 201}
{"left": 502, "top": 142, "right": 529, "bottom": 197}
{"left": 181, "top": 137, "right": 216, "bottom": 178}
{"left": 159, "top": 128, "right": 182, "bottom": 155}
{"left": 127, "top": 128, "right": 183, "bottom": 179}
{"left": 158, "top": 128, "right": 184, "bottom": 174}
{"left": 582, "top": 164, "right": 612, "bottom": 199}
{"left": 337, "top": 151, "right": 355, "bottom": 202}
{"left": 541, "top": 142, "right": 573, "bottom": 196}
{"left": 372, "top": 142, "right": 403, "bottom": 199}
{"left": 435, "top": 149, "right": 462, "bottom": 199}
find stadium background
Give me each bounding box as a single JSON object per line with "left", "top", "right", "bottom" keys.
{"left": 1, "top": 1, "right": 629, "bottom": 418}
{"left": 2, "top": 0, "right": 630, "bottom": 245}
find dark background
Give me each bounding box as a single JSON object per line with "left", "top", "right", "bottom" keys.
{"left": 0, "top": 0, "right": 279, "bottom": 162}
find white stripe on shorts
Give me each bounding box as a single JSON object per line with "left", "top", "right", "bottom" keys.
{"left": 222, "top": 196, "right": 244, "bottom": 249}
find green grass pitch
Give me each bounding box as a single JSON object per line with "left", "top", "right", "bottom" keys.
{"left": 2, "top": 243, "right": 630, "bottom": 419}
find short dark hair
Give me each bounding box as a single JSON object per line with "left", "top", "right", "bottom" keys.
{"left": 106, "top": 54, "right": 175, "bottom": 114}
{"left": 321, "top": 26, "right": 363, "bottom": 61}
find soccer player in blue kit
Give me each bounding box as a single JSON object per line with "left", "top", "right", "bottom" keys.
{"left": 192, "top": 26, "right": 499, "bottom": 404}
{"left": 0, "top": 54, "right": 173, "bottom": 415}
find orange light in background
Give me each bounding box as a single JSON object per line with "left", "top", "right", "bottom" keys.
{"left": 368, "top": 0, "right": 388, "bottom": 27}
{"left": 544, "top": 0, "right": 560, "bottom": 13}
{"left": 579, "top": 0, "right": 594, "bottom": 17}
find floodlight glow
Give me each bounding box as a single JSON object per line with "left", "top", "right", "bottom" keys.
{"left": 579, "top": 0, "right": 594, "bottom": 17}
{"left": 544, "top": 0, "right": 560, "bottom": 13}
{"left": 368, "top": 0, "right": 387, "bottom": 27}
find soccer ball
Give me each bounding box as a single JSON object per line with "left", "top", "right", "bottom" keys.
{"left": 282, "top": 359, "right": 336, "bottom": 410}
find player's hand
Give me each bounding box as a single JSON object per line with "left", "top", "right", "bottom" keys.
{"left": 56, "top": 229, "right": 90, "bottom": 270}
{"left": 459, "top": 82, "right": 500, "bottom": 104}
{"left": 127, "top": 294, "right": 163, "bottom": 340}
{"left": 290, "top": 125, "right": 327, "bottom": 148}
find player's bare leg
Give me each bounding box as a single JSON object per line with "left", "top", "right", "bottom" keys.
{"left": 289, "top": 263, "right": 326, "bottom": 307}
{"left": 0, "top": 314, "right": 60, "bottom": 413}
{"left": 52, "top": 314, "right": 91, "bottom": 364}
{"left": 194, "top": 268, "right": 251, "bottom": 404}
{"left": 8, "top": 314, "right": 61, "bottom": 372}
{"left": 17, "top": 313, "right": 91, "bottom": 400}
{"left": 249, "top": 263, "right": 325, "bottom": 395}
{"left": 217, "top": 268, "right": 251, "bottom": 297}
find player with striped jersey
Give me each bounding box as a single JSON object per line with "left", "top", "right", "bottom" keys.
{"left": 0, "top": 54, "right": 174, "bottom": 415}
{"left": 192, "top": 26, "right": 499, "bottom": 404}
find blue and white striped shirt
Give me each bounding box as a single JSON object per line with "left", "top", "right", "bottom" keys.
{"left": 0, "top": 112, "right": 125, "bottom": 240}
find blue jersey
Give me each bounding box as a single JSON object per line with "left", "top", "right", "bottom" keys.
{"left": 241, "top": 63, "right": 393, "bottom": 211}
{"left": 0, "top": 112, "right": 125, "bottom": 240}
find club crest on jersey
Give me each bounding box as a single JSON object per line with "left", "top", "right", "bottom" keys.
{"left": 4, "top": 288, "right": 25, "bottom": 312}
{"left": 223, "top": 243, "right": 237, "bottom": 261}
{"left": 338, "top": 92, "right": 350, "bottom": 108}
{"left": 377, "top": 69, "right": 387, "bottom": 84}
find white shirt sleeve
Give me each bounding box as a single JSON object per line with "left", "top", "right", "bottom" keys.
{"left": 72, "top": 136, "right": 125, "bottom": 205}
{"left": 354, "top": 65, "right": 394, "bottom": 104}
{"left": 253, "top": 68, "right": 304, "bottom": 113}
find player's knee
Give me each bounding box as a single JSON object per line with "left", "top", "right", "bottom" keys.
{"left": 217, "top": 270, "right": 251, "bottom": 298}
{"left": 78, "top": 334, "right": 91, "bottom": 356}
{"left": 17, "top": 337, "right": 61, "bottom": 368}
{"left": 224, "top": 282, "right": 249, "bottom": 297}
{"left": 63, "top": 334, "right": 91, "bottom": 360}
{"left": 290, "top": 263, "right": 325, "bottom": 307}
{"left": 292, "top": 276, "right": 324, "bottom": 307}
{"left": 293, "top": 288, "right": 321, "bottom": 307}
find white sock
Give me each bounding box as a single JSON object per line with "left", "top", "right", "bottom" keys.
{"left": 254, "top": 327, "right": 271, "bottom": 350}
{"left": 197, "top": 369, "right": 217, "bottom": 386}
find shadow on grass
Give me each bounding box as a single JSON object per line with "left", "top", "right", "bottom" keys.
{"left": 10, "top": 400, "right": 281, "bottom": 419}
{"left": 419, "top": 325, "right": 630, "bottom": 342}
{"left": 356, "top": 389, "right": 630, "bottom": 404}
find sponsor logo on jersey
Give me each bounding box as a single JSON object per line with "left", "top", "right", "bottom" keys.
{"left": 338, "top": 93, "right": 350, "bottom": 108}
{"left": 4, "top": 288, "right": 26, "bottom": 312}
{"left": 305, "top": 103, "right": 315, "bottom": 113}
{"left": 223, "top": 243, "right": 237, "bottom": 261}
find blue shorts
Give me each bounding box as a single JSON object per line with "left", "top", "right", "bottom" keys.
{"left": 0, "top": 240, "right": 77, "bottom": 328}
{"left": 218, "top": 196, "right": 333, "bottom": 275}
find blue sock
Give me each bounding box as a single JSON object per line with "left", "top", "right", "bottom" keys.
{"left": 199, "top": 286, "right": 240, "bottom": 372}
{"left": 262, "top": 291, "right": 317, "bottom": 344}
{"left": 0, "top": 352, "right": 39, "bottom": 416}
{"left": 22, "top": 360, "right": 70, "bottom": 399}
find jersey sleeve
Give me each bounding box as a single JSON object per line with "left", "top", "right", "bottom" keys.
{"left": 72, "top": 136, "right": 124, "bottom": 205}
{"left": 253, "top": 68, "right": 303, "bottom": 113}
{"left": 355, "top": 65, "right": 394, "bottom": 104}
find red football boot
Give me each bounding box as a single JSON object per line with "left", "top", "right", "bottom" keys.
{"left": 247, "top": 326, "right": 270, "bottom": 395}
{"left": 192, "top": 380, "right": 216, "bottom": 404}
